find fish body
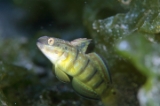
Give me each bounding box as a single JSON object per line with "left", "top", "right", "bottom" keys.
{"left": 37, "top": 36, "right": 111, "bottom": 100}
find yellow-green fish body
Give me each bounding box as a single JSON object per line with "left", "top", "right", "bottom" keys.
{"left": 37, "top": 36, "right": 111, "bottom": 100}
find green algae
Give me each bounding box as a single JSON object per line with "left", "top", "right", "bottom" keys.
{"left": 116, "top": 34, "right": 160, "bottom": 77}
{"left": 116, "top": 33, "right": 160, "bottom": 106}
{"left": 83, "top": 0, "right": 160, "bottom": 105}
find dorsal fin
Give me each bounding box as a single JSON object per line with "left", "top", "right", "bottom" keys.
{"left": 71, "top": 38, "right": 92, "bottom": 53}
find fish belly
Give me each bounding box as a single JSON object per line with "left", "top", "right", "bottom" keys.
{"left": 76, "top": 59, "right": 108, "bottom": 95}
{"left": 58, "top": 52, "right": 89, "bottom": 76}
{"left": 56, "top": 52, "right": 109, "bottom": 98}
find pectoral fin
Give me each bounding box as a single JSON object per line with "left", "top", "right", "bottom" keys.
{"left": 55, "top": 66, "right": 70, "bottom": 83}
{"left": 72, "top": 78, "right": 99, "bottom": 100}
{"left": 87, "top": 53, "right": 112, "bottom": 83}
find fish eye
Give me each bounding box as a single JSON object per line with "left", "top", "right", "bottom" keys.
{"left": 48, "top": 38, "right": 54, "bottom": 45}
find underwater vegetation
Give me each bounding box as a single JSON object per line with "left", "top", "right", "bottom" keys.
{"left": 0, "top": 0, "right": 160, "bottom": 106}
{"left": 84, "top": 0, "right": 160, "bottom": 106}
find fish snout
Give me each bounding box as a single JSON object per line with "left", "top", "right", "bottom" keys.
{"left": 36, "top": 42, "right": 43, "bottom": 49}
{"left": 37, "top": 36, "right": 49, "bottom": 44}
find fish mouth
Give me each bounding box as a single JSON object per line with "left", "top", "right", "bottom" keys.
{"left": 37, "top": 36, "right": 49, "bottom": 49}
{"left": 36, "top": 42, "right": 43, "bottom": 49}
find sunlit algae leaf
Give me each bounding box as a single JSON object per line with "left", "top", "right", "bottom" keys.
{"left": 116, "top": 33, "right": 160, "bottom": 106}
{"left": 83, "top": 0, "right": 160, "bottom": 69}
{"left": 83, "top": 0, "right": 160, "bottom": 106}
{"left": 92, "top": 0, "right": 160, "bottom": 37}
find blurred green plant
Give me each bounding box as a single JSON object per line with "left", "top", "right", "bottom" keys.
{"left": 83, "top": 0, "right": 160, "bottom": 106}
{"left": 116, "top": 33, "right": 160, "bottom": 106}
{"left": 0, "top": 90, "right": 9, "bottom": 106}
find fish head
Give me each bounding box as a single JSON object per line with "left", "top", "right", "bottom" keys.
{"left": 37, "top": 36, "right": 65, "bottom": 64}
